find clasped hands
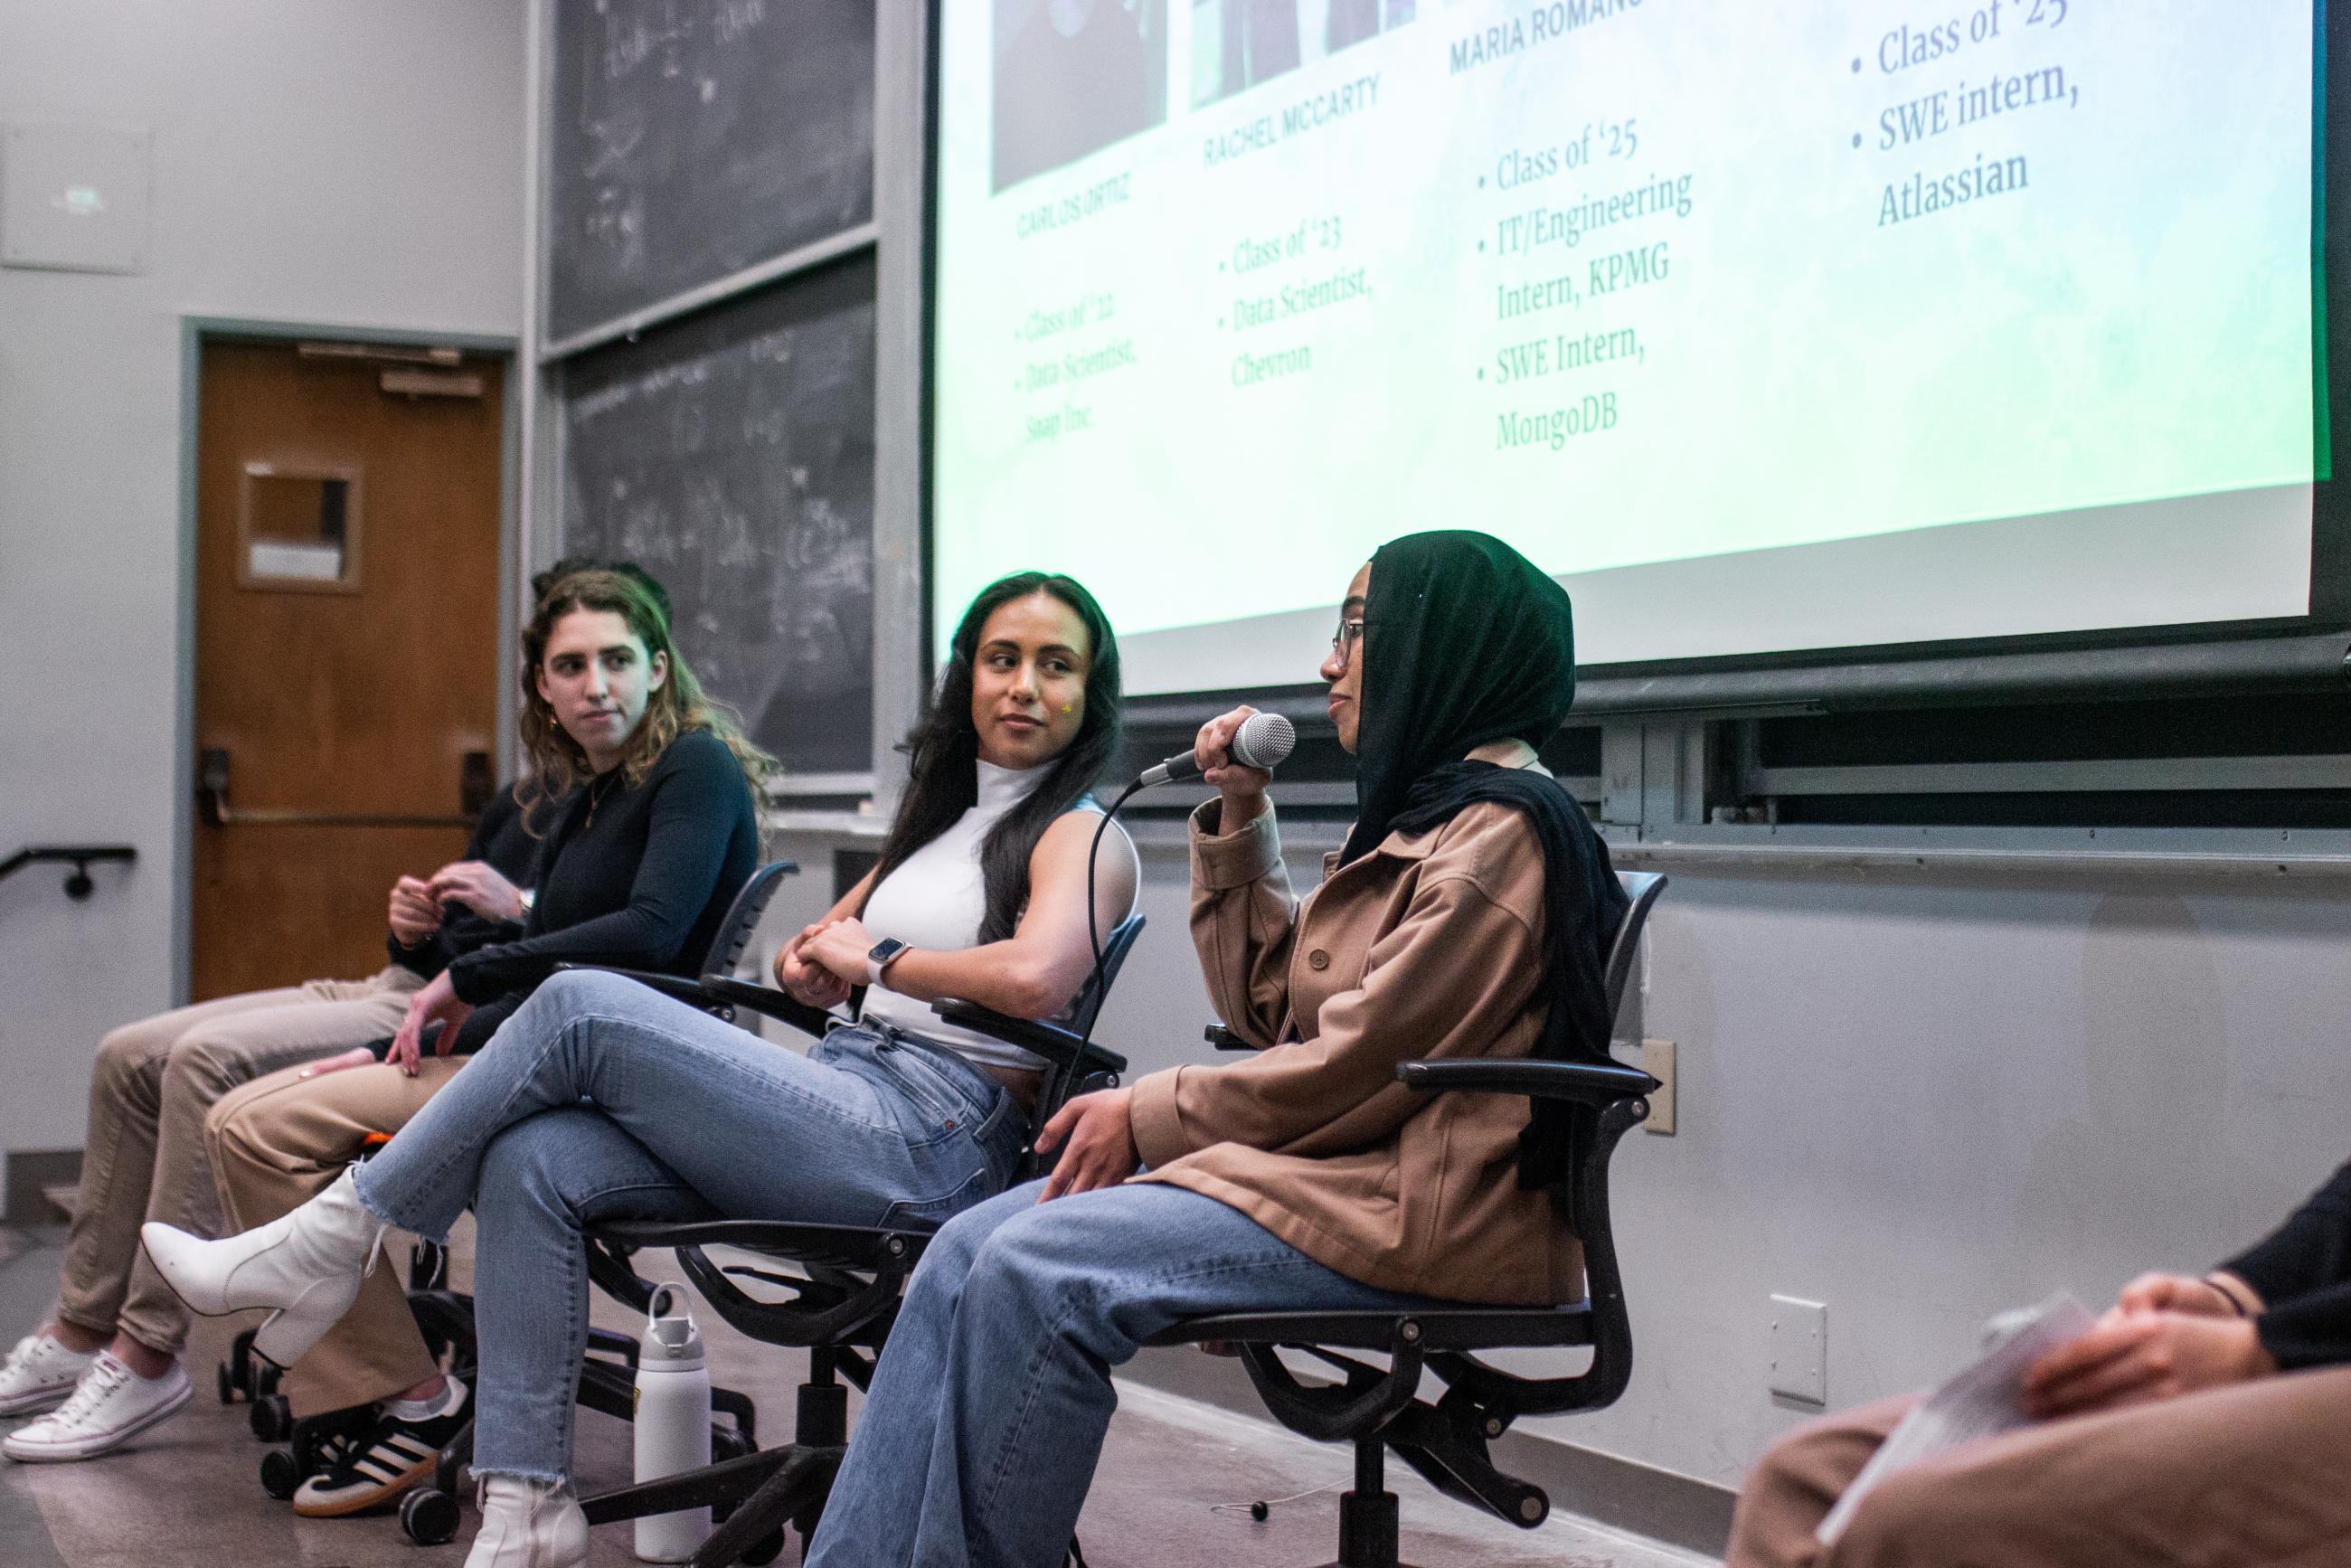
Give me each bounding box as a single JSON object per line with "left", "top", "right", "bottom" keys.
{"left": 2019, "top": 1270, "right": 2275, "bottom": 1421}
{"left": 770, "top": 916, "right": 873, "bottom": 1010}
{"left": 388, "top": 859, "right": 528, "bottom": 945}
{"left": 299, "top": 860, "right": 532, "bottom": 1083}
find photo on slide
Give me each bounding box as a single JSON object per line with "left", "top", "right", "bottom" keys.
{"left": 993, "top": 0, "right": 1169, "bottom": 193}
{"left": 1190, "top": 0, "right": 1416, "bottom": 108}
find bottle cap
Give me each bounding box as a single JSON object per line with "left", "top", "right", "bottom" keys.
{"left": 642, "top": 1284, "right": 705, "bottom": 1365}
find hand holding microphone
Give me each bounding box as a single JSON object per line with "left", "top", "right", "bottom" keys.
{"left": 1160, "top": 707, "right": 1297, "bottom": 824}
{"left": 1072, "top": 712, "right": 1296, "bottom": 1051}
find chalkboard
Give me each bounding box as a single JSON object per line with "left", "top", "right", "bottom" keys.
{"left": 562, "top": 256, "right": 876, "bottom": 775}
{"left": 548, "top": 0, "right": 876, "bottom": 344}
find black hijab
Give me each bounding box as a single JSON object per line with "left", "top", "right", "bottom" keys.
{"left": 1343, "top": 531, "right": 1629, "bottom": 1188}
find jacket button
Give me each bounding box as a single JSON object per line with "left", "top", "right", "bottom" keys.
{"left": 1307, "top": 949, "right": 1330, "bottom": 971}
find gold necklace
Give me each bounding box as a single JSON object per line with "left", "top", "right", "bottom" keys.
{"left": 582, "top": 770, "right": 620, "bottom": 830}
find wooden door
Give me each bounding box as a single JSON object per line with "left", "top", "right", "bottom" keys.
{"left": 192, "top": 339, "right": 505, "bottom": 1000}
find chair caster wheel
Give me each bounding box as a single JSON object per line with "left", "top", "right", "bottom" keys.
{"left": 249, "top": 1393, "right": 292, "bottom": 1442}
{"left": 216, "top": 1361, "right": 236, "bottom": 1404}
{"left": 712, "top": 1424, "right": 754, "bottom": 1462}
{"left": 259, "top": 1447, "right": 301, "bottom": 1501}
{"left": 401, "top": 1486, "right": 462, "bottom": 1546}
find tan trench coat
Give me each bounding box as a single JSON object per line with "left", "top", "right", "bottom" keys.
{"left": 1128, "top": 790, "right": 1586, "bottom": 1307}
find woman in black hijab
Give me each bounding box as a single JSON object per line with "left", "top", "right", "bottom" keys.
{"left": 804, "top": 532, "right": 1628, "bottom": 1568}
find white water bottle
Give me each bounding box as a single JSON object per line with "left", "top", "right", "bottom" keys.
{"left": 632, "top": 1285, "right": 713, "bottom": 1562}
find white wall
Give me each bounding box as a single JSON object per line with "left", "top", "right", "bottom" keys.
{"left": 0, "top": 1, "right": 528, "bottom": 1161}
{"left": 1081, "top": 831, "right": 2351, "bottom": 1494}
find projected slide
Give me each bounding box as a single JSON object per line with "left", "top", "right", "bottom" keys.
{"left": 934, "top": 2, "right": 2320, "bottom": 690}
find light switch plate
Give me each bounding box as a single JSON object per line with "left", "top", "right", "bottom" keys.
{"left": 1769, "top": 1295, "right": 1827, "bottom": 1404}
{"left": 1641, "top": 1038, "right": 1676, "bottom": 1134}
{"left": 3, "top": 122, "right": 152, "bottom": 273}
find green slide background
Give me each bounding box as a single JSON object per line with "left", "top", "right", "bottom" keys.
{"left": 933, "top": 1, "right": 2316, "bottom": 652}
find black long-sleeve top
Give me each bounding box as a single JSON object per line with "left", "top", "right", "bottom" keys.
{"left": 437, "top": 727, "right": 760, "bottom": 1055}
{"left": 2222, "top": 1157, "right": 2351, "bottom": 1369}
{"left": 385, "top": 786, "right": 546, "bottom": 980}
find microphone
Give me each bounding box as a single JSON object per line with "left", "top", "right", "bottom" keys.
{"left": 1138, "top": 711, "right": 1297, "bottom": 789}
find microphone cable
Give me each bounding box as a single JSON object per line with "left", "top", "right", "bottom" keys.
{"left": 1078, "top": 776, "right": 1148, "bottom": 1056}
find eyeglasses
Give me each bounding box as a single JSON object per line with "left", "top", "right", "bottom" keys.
{"left": 1328, "top": 618, "right": 1366, "bottom": 666}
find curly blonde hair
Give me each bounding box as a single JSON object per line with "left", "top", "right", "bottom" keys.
{"left": 517, "top": 567, "right": 773, "bottom": 825}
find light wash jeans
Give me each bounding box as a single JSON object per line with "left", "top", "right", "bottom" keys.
{"left": 350, "top": 969, "right": 1027, "bottom": 1481}
{"left": 802, "top": 1179, "right": 1432, "bottom": 1568}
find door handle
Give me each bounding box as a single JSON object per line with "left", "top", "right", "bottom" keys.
{"left": 195, "top": 745, "right": 477, "bottom": 829}
{"left": 198, "top": 747, "right": 231, "bottom": 827}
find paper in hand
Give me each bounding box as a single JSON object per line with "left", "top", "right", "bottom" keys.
{"left": 1816, "top": 1292, "right": 2096, "bottom": 1545}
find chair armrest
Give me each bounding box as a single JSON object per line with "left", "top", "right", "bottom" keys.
{"left": 553, "top": 964, "right": 836, "bottom": 1040}
{"left": 554, "top": 963, "right": 715, "bottom": 1007}
{"left": 1396, "top": 1058, "right": 1659, "bottom": 1106}
{"left": 1205, "top": 1025, "right": 1262, "bottom": 1052}
{"left": 695, "top": 976, "right": 840, "bottom": 1039}
{"left": 930, "top": 1000, "right": 1128, "bottom": 1079}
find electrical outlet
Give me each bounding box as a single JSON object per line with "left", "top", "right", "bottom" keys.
{"left": 1768, "top": 1296, "right": 1827, "bottom": 1404}
{"left": 1641, "top": 1039, "right": 1676, "bottom": 1134}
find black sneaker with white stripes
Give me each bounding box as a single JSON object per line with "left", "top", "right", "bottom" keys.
{"left": 290, "top": 1380, "right": 470, "bottom": 1518}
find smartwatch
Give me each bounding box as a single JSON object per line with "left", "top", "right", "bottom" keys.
{"left": 866, "top": 938, "right": 910, "bottom": 987}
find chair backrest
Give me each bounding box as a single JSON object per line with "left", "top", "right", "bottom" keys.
{"left": 1065, "top": 912, "right": 1147, "bottom": 1037}
{"left": 1011, "top": 912, "right": 1147, "bottom": 1181}
{"left": 1599, "top": 870, "right": 1666, "bottom": 1034}
{"left": 700, "top": 860, "right": 798, "bottom": 979}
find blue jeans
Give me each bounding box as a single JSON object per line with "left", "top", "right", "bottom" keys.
{"left": 802, "top": 1180, "right": 1431, "bottom": 1568}
{"left": 350, "top": 969, "right": 1027, "bottom": 1481}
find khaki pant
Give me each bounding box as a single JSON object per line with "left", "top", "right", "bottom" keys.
{"left": 54, "top": 968, "right": 421, "bottom": 1357}
{"left": 1727, "top": 1367, "right": 2351, "bottom": 1567}
{"left": 205, "top": 1055, "right": 463, "bottom": 1417}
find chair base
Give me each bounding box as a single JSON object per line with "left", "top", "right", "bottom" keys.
{"left": 1328, "top": 1487, "right": 1410, "bottom": 1568}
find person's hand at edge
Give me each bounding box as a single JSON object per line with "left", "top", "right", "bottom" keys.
{"left": 1194, "top": 705, "right": 1271, "bottom": 827}
{"left": 389, "top": 876, "right": 442, "bottom": 946}
{"left": 1034, "top": 1088, "right": 1139, "bottom": 1202}
{"left": 386, "top": 972, "right": 473, "bottom": 1077}
{"left": 429, "top": 861, "right": 528, "bottom": 924}
{"left": 774, "top": 921, "right": 853, "bottom": 1010}
{"left": 2116, "top": 1270, "right": 2261, "bottom": 1319}
{"left": 2021, "top": 1307, "right": 2277, "bottom": 1420}
{"left": 802, "top": 918, "right": 880, "bottom": 989}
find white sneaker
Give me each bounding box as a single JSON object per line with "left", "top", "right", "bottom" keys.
{"left": 1, "top": 1352, "right": 191, "bottom": 1462}
{"left": 465, "top": 1475, "right": 589, "bottom": 1568}
{"left": 141, "top": 1166, "right": 385, "bottom": 1368}
{"left": 0, "top": 1332, "right": 99, "bottom": 1417}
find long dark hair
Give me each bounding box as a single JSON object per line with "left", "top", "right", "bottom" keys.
{"left": 862, "top": 572, "right": 1121, "bottom": 942}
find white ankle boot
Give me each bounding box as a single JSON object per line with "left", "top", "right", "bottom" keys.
{"left": 139, "top": 1167, "right": 385, "bottom": 1368}
{"left": 467, "top": 1476, "right": 589, "bottom": 1568}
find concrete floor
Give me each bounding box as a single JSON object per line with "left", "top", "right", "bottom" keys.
{"left": 0, "top": 1227, "right": 1710, "bottom": 1567}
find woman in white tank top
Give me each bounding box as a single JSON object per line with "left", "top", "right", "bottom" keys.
{"left": 782, "top": 570, "right": 1140, "bottom": 1088}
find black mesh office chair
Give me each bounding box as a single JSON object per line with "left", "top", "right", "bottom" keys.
{"left": 1138, "top": 869, "right": 1667, "bottom": 1568}
{"left": 543, "top": 913, "right": 1147, "bottom": 1568}
{"left": 216, "top": 860, "right": 804, "bottom": 1537}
